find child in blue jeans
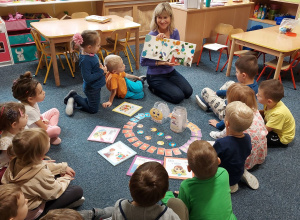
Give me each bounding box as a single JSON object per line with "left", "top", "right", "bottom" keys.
{"left": 64, "top": 30, "right": 107, "bottom": 116}
{"left": 102, "top": 55, "right": 145, "bottom": 108}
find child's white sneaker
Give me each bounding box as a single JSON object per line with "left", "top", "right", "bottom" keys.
{"left": 209, "top": 129, "right": 226, "bottom": 139}
{"left": 65, "top": 97, "right": 74, "bottom": 116}
{"left": 196, "top": 95, "right": 208, "bottom": 111}
{"left": 241, "top": 169, "right": 259, "bottom": 190}
{"left": 230, "top": 184, "right": 239, "bottom": 193}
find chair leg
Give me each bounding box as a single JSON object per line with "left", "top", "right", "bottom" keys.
{"left": 196, "top": 47, "right": 204, "bottom": 66}
{"left": 64, "top": 53, "right": 74, "bottom": 78}
{"left": 35, "top": 54, "right": 44, "bottom": 76}
{"left": 209, "top": 50, "right": 212, "bottom": 61}
{"left": 267, "top": 69, "right": 274, "bottom": 79}
{"left": 44, "top": 58, "right": 52, "bottom": 85}
{"left": 58, "top": 55, "right": 65, "bottom": 70}
{"left": 126, "top": 43, "right": 136, "bottom": 61}
{"left": 216, "top": 50, "right": 223, "bottom": 72}
{"left": 124, "top": 48, "right": 133, "bottom": 73}
{"left": 220, "top": 59, "right": 228, "bottom": 72}
{"left": 290, "top": 69, "right": 297, "bottom": 90}
{"left": 256, "top": 66, "right": 267, "bottom": 82}
{"left": 98, "top": 49, "right": 105, "bottom": 64}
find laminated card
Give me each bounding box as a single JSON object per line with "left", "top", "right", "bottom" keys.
{"left": 87, "top": 126, "right": 120, "bottom": 144}
{"left": 126, "top": 155, "right": 163, "bottom": 176}
{"left": 98, "top": 141, "right": 137, "bottom": 166}
{"left": 112, "top": 102, "right": 142, "bottom": 117}
{"left": 142, "top": 35, "right": 196, "bottom": 67}
{"left": 164, "top": 157, "right": 194, "bottom": 179}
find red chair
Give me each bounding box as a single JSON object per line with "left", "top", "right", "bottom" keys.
{"left": 220, "top": 28, "right": 258, "bottom": 72}
{"left": 197, "top": 23, "right": 233, "bottom": 71}
{"left": 256, "top": 50, "right": 300, "bottom": 90}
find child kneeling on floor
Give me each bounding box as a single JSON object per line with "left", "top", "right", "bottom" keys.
{"left": 177, "top": 140, "right": 236, "bottom": 220}
{"left": 102, "top": 54, "right": 145, "bottom": 108}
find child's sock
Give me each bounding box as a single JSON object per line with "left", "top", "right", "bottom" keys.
{"left": 209, "top": 129, "right": 226, "bottom": 139}
{"left": 66, "top": 97, "right": 75, "bottom": 116}
{"left": 241, "top": 169, "right": 259, "bottom": 190}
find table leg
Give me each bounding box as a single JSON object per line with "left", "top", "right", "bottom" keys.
{"left": 49, "top": 40, "right": 60, "bottom": 86}
{"left": 274, "top": 53, "right": 284, "bottom": 80}
{"left": 135, "top": 27, "right": 139, "bottom": 70}
{"left": 226, "top": 38, "right": 236, "bottom": 77}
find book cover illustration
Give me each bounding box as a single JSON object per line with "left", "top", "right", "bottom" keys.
{"left": 164, "top": 157, "right": 194, "bottom": 180}
{"left": 98, "top": 141, "right": 137, "bottom": 166}
{"left": 126, "top": 155, "right": 163, "bottom": 176}
{"left": 88, "top": 126, "right": 120, "bottom": 143}
{"left": 141, "top": 34, "right": 196, "bottom": 67}
{"left": 85, "top": 15, "right": 111, "bottom": 23}
{"left": 112, "top": 102, "right": 143, "bottom": 117}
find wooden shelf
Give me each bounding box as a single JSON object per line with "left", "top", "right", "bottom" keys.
{"left": 249, "top": 17, "right": 277, "bottom": 25}
{"left": 0, "top": 0, "right": 102, "bottom": 7}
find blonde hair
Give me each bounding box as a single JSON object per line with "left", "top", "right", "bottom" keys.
{"left": 8, "top": 128, "right": 49, "bottom": 166}
{"left": 225, "top": 101, "right": 254, "bottom": 132}
{"left": 40, "top": 209, "right": 83, "bottom": 220}
{"left": 150, "top": 2, "right": 175, "bottom": 34}
{"left": 104, "top": 54, "right": 123, "bottom": 73}
{"left": 227, "top": 83, "right": 258, "bottom": 110}
{"left": 187, "top": 140, "right": 219, "bottom": 180}
{"left": 0, "top": 184, "right": 23, "bottom": 220}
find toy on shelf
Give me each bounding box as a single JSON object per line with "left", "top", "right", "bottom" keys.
{"left": 279, "top": 18, "right": 299, "bottom": 34}
{"left": 170, "top": 106, "right": 187, "bottom": 133}
{"left": 150, "top": 102, "right": 170, "bottom": 124}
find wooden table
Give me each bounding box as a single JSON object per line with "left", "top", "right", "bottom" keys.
{"left": 31, "top": 15, "right": 140, "bottom": 86}
{"left": 226, "top": 25, "right": 300, "bottom": 79}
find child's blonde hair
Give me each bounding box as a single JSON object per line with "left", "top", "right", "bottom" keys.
{"left": 0, "top": 184, "right": 24, "bottom": 220}
{"left": 40, "top": 208, "right": 83, "bottom": 220}
{"left": 187, "top": 140, "right": 219, "bottom": 180}
{"left": 225, "top": 101, "right": 254, "bottom": 133}
{"left": 150, "top": 2, "right": 175, "bottom": 34}
{"left": 104, "top": 54, "right": 123, "bottom": 73}
{"left": 227, "top": 83, "right": 258, "bottom": 110}
{"left": 12, "top": 71, "right": 39, "bottom": 104}
{"left": 8, "top": 128, "right": 49, "bottom": 166}
{"left": 0, "top": 102, "right": 25, "bottom": 131}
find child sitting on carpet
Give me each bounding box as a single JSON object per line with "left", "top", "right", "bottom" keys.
{"left": 0, "top": 102, "right": 28, "bottom": 180}
{"left": 209, "top": 83, "right": 268, "bottom": 172}
{"left": 1, "top": 128, "right": 84, "bottom": 219}
{"left": 257, "top": 79, "right": 295, "bottom": 147}
{"left": 177, "top": 140, "right": 236, "bottom": 220}
{"left": 195, "top": 55, "right": 258, "bottom": 131}
{"left": 12, "top": 72, "right": 62, "bottom": 145}
{"left": 64, "top": 30, "right": 107, "bottom": 116}
{"left": 213, "top": 101, "right": 254, "bottom": 193}
{"left": 102, "top": 54, "right": 145, "bottom": 108}
{"left": 0, "top": 184, "right": 29, "bottom": 220}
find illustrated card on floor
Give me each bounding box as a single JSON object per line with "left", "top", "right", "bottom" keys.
{"left": 141, "top": 35, "right": 196, "bottom": 67}
{"left": 127, "top": 137, "right": 139, "bottom": 143}
{"left": 122, "top": 130, "right": 132, "bottom": 134}
{"left": 172, "top": 148, "right": 182, "bottom": 155}
{"left": 87, "top": 126, "right": 120, "bottom": 144}
{"left": 164, "top": 157, "right": 194, "bottom": 180}
{"left": 140, "top": 143, "right": 150, "bottom": 151}
{"left": 98, "top": 141, "right": 137, "bottom": 166}
{"left": 132, "top": 141, "right": 143, "bottom": 147}
{"left": 126, "top": 155, "right": 164, "bottom": 176}
{"left": 147, "top": 146, "right": 157, "bottom": 154}
{"left": 157, "top": 148, "right": 165, "bottom": 155}
{"left": 113, "top": 102, "right": 142, "bottom": 117}
{"left": 127, "top": 121, "right": 137, "bottom": 126}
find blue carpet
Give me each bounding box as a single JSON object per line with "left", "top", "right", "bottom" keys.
{"left": 0, "top": 47, "right": 299, "bottom": 219}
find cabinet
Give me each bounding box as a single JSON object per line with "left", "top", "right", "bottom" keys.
{"left": 249, "top": 0, "right": 300, "bottom": 26}
{"left": 96, "top": 0, "right": 165, "bottom": 37}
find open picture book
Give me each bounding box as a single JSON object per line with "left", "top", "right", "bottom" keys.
{"left": 85, "top": 15, "right": 111, "bottom": 24}
{"left": 164, "top": 157, "right": 194, "bottom": 180}
{"left": 141, "top": 34, "right": 196, "bottom": 67}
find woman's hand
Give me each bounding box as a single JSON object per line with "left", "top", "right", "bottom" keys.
{"left": 209, "top": 119, "right": 219, "bottom": 128}
{"left": 156, "top": 33, "right": 167, "bottom": 39}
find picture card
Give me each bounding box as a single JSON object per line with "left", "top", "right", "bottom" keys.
{"left": 87, "top": 126, "right": 120, "bottom": 144}
{"left": 141, "top": 35, "right": 196, "bottom": 67}
{"left": 147, "top": 146, "right": 157, "bottom": 154}
{"left": 98, "top": 141, "right": 137, "bottom": 166}
{"left": 164, "top": 157, "right": 194, "bottom": 179}
{"left": 126, "top": 121, "right": 137, "bottom": 126}
{"left": 157, "top": 148, "right": 165, "bottom": 155}
{"left": 126, "top": 155, "right": 163, "bottom": 176}
{"left": 132, "top": 141, "right": 143, "bottom": 147}
{"left": 127, "top": 137, "right": 139, "bottom": 143}
{"left": 139, "top": 143, "right": 150, "bottom": 151}
{"left": 165, "top": 149, "right": 173, "bottom": 156}
{"left": 113, "top": 102, "right": 142, "bottom": 117}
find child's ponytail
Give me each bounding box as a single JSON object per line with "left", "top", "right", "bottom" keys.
{"left": 12, "top": 71, "right": 39, "bottom": 103}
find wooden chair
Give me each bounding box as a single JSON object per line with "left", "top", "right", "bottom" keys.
{"left": 31, "top": 28, "right": 74, "bottom": 85}
{"left": 100, "top": 29, "right": 134, "bottom": 72}
{"left": 220, "top": 28, "right": 258, "bottom": 72}
{"left": 197, "top": 23, "right": 233, "bottom": 71}
{"left": 71, "top": 12, "right": 89, "bottom": 19}
{"left": 256, "top": 50, "right": 300, "bottom": 90}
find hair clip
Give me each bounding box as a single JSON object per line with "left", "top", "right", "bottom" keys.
{"left": 73, "top": 33, "right": 84, "bottom": 46}
{"left": 19, "top": 108, "right": 24, "bottom": 117}
{"left": 0, "top": 107, "right": 4, "bottom": 118}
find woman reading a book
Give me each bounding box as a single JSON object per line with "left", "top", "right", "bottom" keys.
{"left": 140, "top": 2, "right": 193, "bottom": 104}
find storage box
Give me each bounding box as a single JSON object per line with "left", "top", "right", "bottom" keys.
{"left": 4, "top": 19, "right": 27, "bottom": 32}
{"left": 11, "top": 44, "right": 38, "bottom": 63}
{"left": 8, "top": 33, "right": 34, "bottom": 45}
